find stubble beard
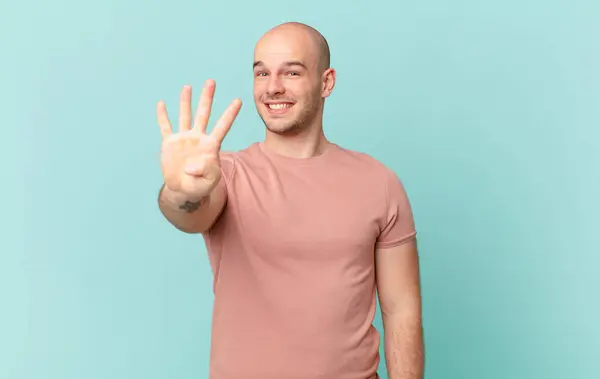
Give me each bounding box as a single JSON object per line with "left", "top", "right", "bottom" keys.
{"left": 259, "top": 98, "right": 322, "bottom": 136}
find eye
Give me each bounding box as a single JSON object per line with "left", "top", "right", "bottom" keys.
{"left": 255, "top": 71, "right": 268, "bottom": 77}
{"left": 286, "top": 71, "right": 300, "bottom": 76}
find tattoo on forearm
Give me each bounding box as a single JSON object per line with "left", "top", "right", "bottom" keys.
{"left": 178, "top": 198, "right": 207, "bottom": 213}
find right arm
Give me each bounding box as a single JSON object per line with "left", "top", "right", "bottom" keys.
{"left": 157, "top": 177, "right": 227, "bottom": 234}
{"left": 155, "top": 80, "right": 241, "bottom": 234}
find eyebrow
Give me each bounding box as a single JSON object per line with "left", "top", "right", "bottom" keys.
{"left": 253, "top": 60, "right": 308, "bottom": 69}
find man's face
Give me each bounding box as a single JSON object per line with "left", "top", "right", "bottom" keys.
{"left": 253, "top": 31, "right": 324, "bottom": 135}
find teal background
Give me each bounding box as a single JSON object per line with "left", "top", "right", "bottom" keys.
{"left": 2, "top": 0, "right": 598, "bottom": 378}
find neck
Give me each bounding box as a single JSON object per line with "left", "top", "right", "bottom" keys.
{"left": 263, "top": 119, "right": 330, "bottom": 159}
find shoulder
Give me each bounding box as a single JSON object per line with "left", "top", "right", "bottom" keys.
{"left": 334, "top": 146, "right": 417, "bottom": 246}
{"left": 333, "top": 144, "right": 403, "bottom": 183}
{"left": 217, "top": 142, "right": 264, "bottom": 180}
{"left": 219, "top": 142, "right": 261, "bottom": 162}
{"left": 334, "top": 144, "right": 413, "bottom": 214}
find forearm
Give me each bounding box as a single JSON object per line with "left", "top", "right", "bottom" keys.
{"left": 157, "top": 182, "right": 226, "bottom": 233}
{"left": 382, "top": 312, "right": 424, "bottom": 379}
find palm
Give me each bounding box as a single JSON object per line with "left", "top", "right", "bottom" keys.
{"left": 157, "top": 80, "right": 242, "bottom": 197}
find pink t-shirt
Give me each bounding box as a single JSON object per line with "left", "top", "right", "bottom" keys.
{"left": 202, "top": 141, "right": 416, "bottom": 379}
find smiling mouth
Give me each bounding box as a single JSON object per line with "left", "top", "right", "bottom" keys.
{"left": 265, "top": 102, "right": 294, "bottom": 114}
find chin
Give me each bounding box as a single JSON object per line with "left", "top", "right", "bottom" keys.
{"left": 264, "top": 121, "right": 303, "bottom": 136}
{"left": 256, "top": 110, "right": 297, "bottom": 134}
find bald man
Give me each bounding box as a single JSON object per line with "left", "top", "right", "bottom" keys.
{"left": 157, "top": 22, "right": 424, "bottom": 379}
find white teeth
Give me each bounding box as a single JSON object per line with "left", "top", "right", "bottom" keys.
{"left": 268, "top": 103, "right": 291, "bottom": 110}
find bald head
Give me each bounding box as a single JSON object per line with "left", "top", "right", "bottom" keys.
{"left": 254, "top": 22, "right": 330, "bottom": 72}
{"left": 252, "top": 22, "right": 336, "bottom": 137}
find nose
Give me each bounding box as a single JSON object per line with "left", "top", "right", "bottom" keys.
{"left": 266, "top": 75, "right": 285, "bottom": 96}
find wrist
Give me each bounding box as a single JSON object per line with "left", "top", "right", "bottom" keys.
{"left": 161, "top": 184, "right": 209, "bottom": 204}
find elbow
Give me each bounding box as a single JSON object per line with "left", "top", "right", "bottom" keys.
{"left": 170, "top": 222, "right": 208, "bottom": 234}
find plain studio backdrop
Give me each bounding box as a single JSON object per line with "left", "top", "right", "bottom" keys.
{"left": 1, "top": 0, "right": 598, "bottom": 378}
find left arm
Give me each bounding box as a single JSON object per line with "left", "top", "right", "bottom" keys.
{"left": 376, "top": 238, "right": 424, "bottom": 379}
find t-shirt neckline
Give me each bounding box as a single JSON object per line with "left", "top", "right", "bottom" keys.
{"left": 256, "top": 141, "right": 338, "bottom": 167}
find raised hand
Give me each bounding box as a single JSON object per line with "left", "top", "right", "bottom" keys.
{"left": 157, "top": 80, "right": 242, "bottom": 200}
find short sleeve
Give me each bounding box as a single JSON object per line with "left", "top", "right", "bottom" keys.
{"left": 375, "top": 168, "right": 417, "bottom": 249}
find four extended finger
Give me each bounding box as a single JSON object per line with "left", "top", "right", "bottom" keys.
{"left": 211, "top": 98, "right": 242, "bottom": 142}
{"left": 156, "top": 100, "right": 172, "bottom": 138}
{"left": 178, "top": 85, "right": 193, "bottom": 132}
{"left": 193, "top": 79, "right": 216, "bottom": 134}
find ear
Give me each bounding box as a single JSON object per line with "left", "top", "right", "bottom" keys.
{"left": 321, "top": 68, "right": 336, "bottom": 98}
